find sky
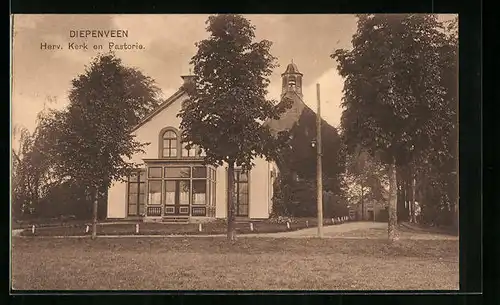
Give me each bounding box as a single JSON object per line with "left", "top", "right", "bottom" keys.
{"left": 11, "top": 14, "right": 456, "bottom": 137}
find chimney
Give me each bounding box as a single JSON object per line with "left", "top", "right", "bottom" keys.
{"left": 181, "top": 68, "right": 196, "bottom": 86}
{"left": 181, "top": 74, "right": 196, "bottom": 86}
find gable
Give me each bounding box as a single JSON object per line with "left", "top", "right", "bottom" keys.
{"left": 128, "top": 79, "right": 279, "bottom": 168}
{"left": 131, "top": 88, "right": 186, "bottom": 133}
{"left": 129, "top": 89, "right": 189, "bottom": 163}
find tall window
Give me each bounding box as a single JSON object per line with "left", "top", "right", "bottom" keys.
{"left": 181, "top": 142, "right": 197, "bottom": 157}
{"left": 148, "top": 167, "right": 163, "bottom": 205}
{"left": 179, "top": 181, "right": 190, "bottom": 205}
{"left": 165, "top": 181, "right": 176, "bottom": 206}
{"left": 234, "top": 170, "right": 249, "bottom": 217}
{"left": 192, "top": 166, "right": 207, "bottom": 205}
{"left": 128, "top": 170, "right": 146, "bottom": 216}
{"left": 208, "top": 168, "right": 216, "bottom": 217}
{"left": 148, "top": 181, "right": 162, "bottom": 205}
{"left": 228, "top": 169, "right": 249, "bottom": 217}
{"left": 192, "top": 181, "right": 206, "bottom": 205}
{"left": 182, "top": 143, "right": 207, "bottom": 158}
{"left": 162, "top": 130, "right": 178, "bottom": 157}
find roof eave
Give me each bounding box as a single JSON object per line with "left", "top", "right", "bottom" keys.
{"left": 281, "top": 72, "right": 303, "bottom": 77}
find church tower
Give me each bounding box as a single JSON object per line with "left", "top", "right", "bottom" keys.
{"left": 281, "top": 60, "right": 303, "bottom": 99}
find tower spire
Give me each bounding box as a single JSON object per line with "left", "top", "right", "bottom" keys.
{"left": 281, "top": 60, "right": 303, "bottom": 98}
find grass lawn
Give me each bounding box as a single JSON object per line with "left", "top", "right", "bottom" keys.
{"left": 11, "top": 237, "right": 459, "bottom": 290}
{"left": 12, "top": 218, "right": 136, "bottom": 230}
{"left": 330, "top": 224, "right": 458, "bottom": 240}
{"left": 18, "top": 218, "right": 350, "bottom": 237}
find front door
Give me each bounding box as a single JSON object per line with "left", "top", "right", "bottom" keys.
{"left": 164, "top": 180, "right": 190, "bottom": 216}
{"left": 231, "top": 170, "right": 249, "bottom": 217}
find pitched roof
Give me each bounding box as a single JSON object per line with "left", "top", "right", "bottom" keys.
{"left": 264, "top": 90, "right": 337, "bottom": 136}
{"left": 265, "top": 91, "right": 307, "bottom": 135}
{"left": 130, "top": 87, "right": 185, "bottom": 132}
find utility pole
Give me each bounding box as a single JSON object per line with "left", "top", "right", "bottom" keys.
{"left": 360, "top": 184, "right": 364, "bottom": 221}
{"left": 316, "top": 83, "right": 323, "bottom": 238}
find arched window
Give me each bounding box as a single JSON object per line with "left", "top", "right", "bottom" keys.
{"left": 161, "top": 130, "right": 178, "bottom": 158}
{"left": 288, "top": 76, "right": 296, "bottom": 90}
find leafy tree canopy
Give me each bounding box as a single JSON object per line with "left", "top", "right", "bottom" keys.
{"left": 332, "top": 14, "right": 454, "bottom": 166}
{"left": 47, "top": 53, "right": 163, "bottom": 189}
{"left": 178, "top": 14, "right": 292, "bottom": 171}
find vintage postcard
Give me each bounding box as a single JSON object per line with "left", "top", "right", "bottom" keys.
{"left": 11, "top": 14, "right": 459, "bottom": 291}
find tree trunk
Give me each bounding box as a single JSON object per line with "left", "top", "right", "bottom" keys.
{"left": 404, "top": 176, "right": 409, "bottom": 221}
{"left": 91, "top": 186, "right": 99, "bottom": 240}
{"left": 407, "top": 166, "right": 412, "bottom": 222}
{"left": 402, "top": 174, "right": 407, "bottom": 222}
{"left": 227, "top": 162, "right": 236, "bottom": 241}
{"left": 411, "top": 174, "right": 417, "bottom": 223}
{"left": 388, "top": 158, "right": 399, "bottom": 242}
{"left": 453, "top": 201, "right": 458, "bottom": 233}
{"left": 404, "top": 171, "right": 410, "bottom": 222}
{"left": 396, "top": 166, "right": 404, "bottom": 222}
{"left": 408, "top": 180, "right": 413, "bottom": 223}
{"left": 417, "top": 177, "right": 426, "bottom": 224}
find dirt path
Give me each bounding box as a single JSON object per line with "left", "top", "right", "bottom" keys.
{"left": 259, "top": 221, "right": 388, "bottom": 238}
{"left": 12, "top": 229, "right": 23, "bottom": 237}
{"left": 248, "top": 222, "right": 457, "bottom": 240}
{"left": 12, "top": 221, "right": 457, "bottom": 240}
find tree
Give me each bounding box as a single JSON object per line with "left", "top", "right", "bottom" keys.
{"left": 11, "top": 108, "right": 61, "bottom": 219}
{"left": 332, "top": 14, "right": 455, "bottom": 241}
{"left": 343, "top": 145, "right": 388, "bottom": 220}
{"left": 49, "top": 53, "right": 162, "bottom": 239}
{"left": 418, "top": 16, "right": 458, "bottom": 229}
{"left": 12, "top": 125, "right": 36, "bottom": 218}
{"left": 279, "top": 106, "right": 345, "bottom": 187}
{"left": 36, "top": 179, "right": 98, "bottom": 220}
{"left": 270, "top": 106, "right": 345, "bottom": 219}
{"left": 271, "top": 167, "right": 294, "bottom": 218}
{"left": 399, "top": 16, "right": 458, "bottom": 228}
{"left": 178, "top": 14, "right": 291, "bottom": 241}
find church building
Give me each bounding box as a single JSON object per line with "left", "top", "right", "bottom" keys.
{"left": 106, "top": 62, "right": 305, "bottom": 223}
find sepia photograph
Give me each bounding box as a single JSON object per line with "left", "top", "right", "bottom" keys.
{"left": 11, "top": 14, "right": 459, "bottom": 291}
